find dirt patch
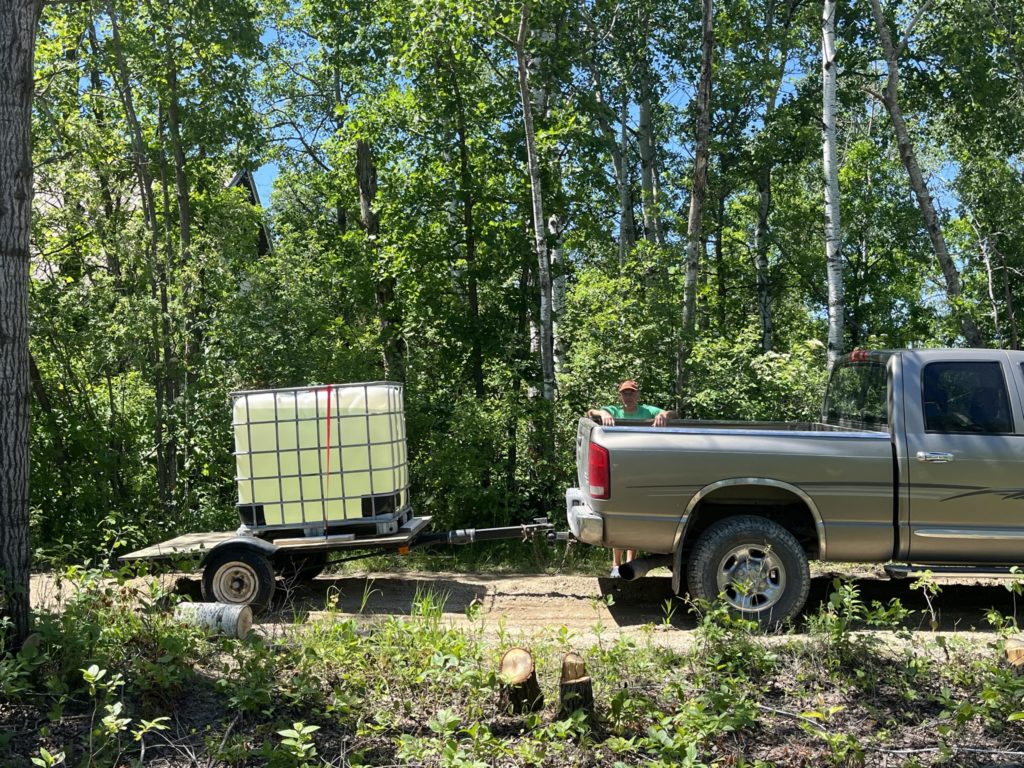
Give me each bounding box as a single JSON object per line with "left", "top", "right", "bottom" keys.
{"left": 30, "top": 566, "right": 1017, "bottom": 650}
{"left": 32, "top": 566, "right": 1023, "bottom": 645}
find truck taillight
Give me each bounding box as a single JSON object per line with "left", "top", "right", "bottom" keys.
{"left": 589, "top": 443, "right": 610, "bottom": 499}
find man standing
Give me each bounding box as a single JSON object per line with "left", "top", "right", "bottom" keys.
{"left": 586, "top": 379, "right": 675, "bottom": 576}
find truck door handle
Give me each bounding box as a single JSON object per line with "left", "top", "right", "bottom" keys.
{"left": 916, "top": 451, "right": 954, "bottom": 463}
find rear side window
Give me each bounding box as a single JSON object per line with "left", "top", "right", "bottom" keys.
{"left": 824, "top": 362, "right": 889, "bottom": 429}
{"left": 922, "top": 362, "right": 1013, "bottom": 434}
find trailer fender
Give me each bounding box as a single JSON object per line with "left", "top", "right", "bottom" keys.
{"left": 199, "top": 535, "right": 279, "bottom": 567}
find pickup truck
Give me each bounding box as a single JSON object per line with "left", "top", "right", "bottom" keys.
{"left": 567, "top": 348, "right": 1024, "bottom": 626}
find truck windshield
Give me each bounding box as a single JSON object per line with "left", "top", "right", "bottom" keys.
{"left": 824, "top": 361, "right": 889, "bottom": 430}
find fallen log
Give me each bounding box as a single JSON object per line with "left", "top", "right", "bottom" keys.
{"left": 499, "top": 647, "right": 543, "bottom": 714}
{"left": 558, "top": 651, "right": 593, "bottom": 718}
{"left": 174, "top": 602, "right": 252, "bottom": 639}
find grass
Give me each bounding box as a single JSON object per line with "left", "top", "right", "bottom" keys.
{"left": 4, "top": 568, "right": 1024, "bottom": 767}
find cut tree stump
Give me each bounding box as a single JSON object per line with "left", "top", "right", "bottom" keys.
{"left": 558, "top": 651, "right": 593, "bottom": 718}
{"left": 499, "top": 647, "right": 544, "bottom": 714}
{"left": 174, "top": 602, "right": 252, "bottom": 639}
{"left": 1005, "top": 636, "right": 1024, "bottom": 674}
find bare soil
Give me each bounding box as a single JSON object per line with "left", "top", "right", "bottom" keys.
{"left": 32, "top": 564, "right": 1024, "bottom": 647}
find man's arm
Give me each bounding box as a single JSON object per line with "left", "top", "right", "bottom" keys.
{"left": 586, "top": 407, "right": 615, "bottom": 426}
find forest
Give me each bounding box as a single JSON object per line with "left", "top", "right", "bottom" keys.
{"left": 5, "top": 1, "right": 1024, "bottom": 765}
{"left": 3, "top": 0, "right": 1024, "bottom": 570}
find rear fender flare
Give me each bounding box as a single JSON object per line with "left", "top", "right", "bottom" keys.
{"left": 670, "top": 478, "right": 826, "bottom": 594}
{"left": 200, "top": 536, "right": 279, "bottom": 568}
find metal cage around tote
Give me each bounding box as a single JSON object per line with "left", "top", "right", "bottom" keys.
{"left": 230, "top": 382, "right": 410, "bottom": 535}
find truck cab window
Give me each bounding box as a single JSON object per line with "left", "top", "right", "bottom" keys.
{"left": 824, "top": 361, "right": 889, "bottom": 429}
{"left": 922, "top": 362, "right": 1013, "bottom": 434}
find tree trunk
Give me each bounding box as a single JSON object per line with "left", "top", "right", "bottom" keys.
{"left": 156, "top": 129, "right": 180, "bottom": 507}
{"left": 678, "top": 0, "right": 714, "bottom": 408}
{"left": 0, "top": 0, "right": 42, "bottom": 652}
{"left": 165, "top": 58, "right": 192, "bottom": 267}
{"left": 449, "top": 65, "right": 485, "bottom": 398}
{"left": 753, "top": 163, "right": 774, "bottom": 352}
{"left": 752, "top": 0, "right": 800, "bottom": 353}
{"left": 715, "top": 191, "right": 726, "bottom": 330}
{"left": 86, "top": 24, "right": 122, "bottom": 287}
{"left": 165, "top": 50, "right": 197, "bottom": 515}
{"left": 108, "top": 0, "right": 174, "bottom": 512}
{"left": 638, "top": 92, "right": 664, "bottom": 245}
{"left": 999, "top": 249, "right": 1019, "bottom": 350}
{"left": 586, "top": 58, "right": 632, "bottom": 267}
{"left": 822, "top": 0, "right": 845, "bottom": 366}
{"left": 981, "top": 236, "right": 1000, "bottom": 343}
{"left": 549, "top": 214, "right": 567, "bottom": 373}
{"left": 515, "top": 3, "right": 555, "bottom": 402}
{"left": 617, "top": 95, "right": 636, "bottom": 264}
{"left": 357, "top": 138, "right": 405, "bottom": 379}
{"left": 869, "top": 0, "right": 983, "bottom": 347}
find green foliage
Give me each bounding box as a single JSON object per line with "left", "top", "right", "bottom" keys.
{"left": 10, "top": 567, "right": 1024, "bottom": 765}
{"left": 22, "top": 0, "right": 1024, "bottom": 569}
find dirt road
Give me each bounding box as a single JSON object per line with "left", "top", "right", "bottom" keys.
{"left": 32, "top": 567, "right": 1022, "bottom": 649}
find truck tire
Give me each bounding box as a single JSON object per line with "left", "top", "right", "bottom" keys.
{"left": 202, "top": 546, "right": 276, "bottom": 613}
{"left": 686, "top": 515, "right": 809, "bottom": 629}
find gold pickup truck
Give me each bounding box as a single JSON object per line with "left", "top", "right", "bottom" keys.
{"left": 567, "top": 348, "right": 1024, "bottom": 626}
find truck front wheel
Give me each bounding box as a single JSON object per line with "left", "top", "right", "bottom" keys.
{"left": 202, "top": 547, "right": 276, "bottom": 613}
{"left": 686, "top": 515, "right": 810, "bottom": 629}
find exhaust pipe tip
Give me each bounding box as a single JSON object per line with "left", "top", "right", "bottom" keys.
{"left": 617, "top": 554, "right": 673, "bottom": 581}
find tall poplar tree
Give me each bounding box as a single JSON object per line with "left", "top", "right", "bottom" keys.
{"left": 868, "top": 0, "right": 982, "bottom": 347}
{"left": 679, "top": 0, "right": 714, "bottom": 406}
{"left": 0, "top": 0, "right": 42, "bottom": 651}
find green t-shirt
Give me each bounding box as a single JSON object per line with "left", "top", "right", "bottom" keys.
{"left": 601, "top": 404, "right": 664, "bottom": 420}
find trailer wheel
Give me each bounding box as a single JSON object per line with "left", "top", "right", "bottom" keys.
{"left": 686, "top": 515, "right": 809, "bottom": 630}
{"left": 202, "top": 547, "right": 276, "bottom": 613}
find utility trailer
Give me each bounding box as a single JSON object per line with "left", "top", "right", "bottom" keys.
{"left": 119, "top": 382, "right": 560, "bottom": 612}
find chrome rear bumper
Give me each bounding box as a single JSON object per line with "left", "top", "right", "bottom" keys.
{"left": 565, "top": 488, "right": 603, "bottom": 546}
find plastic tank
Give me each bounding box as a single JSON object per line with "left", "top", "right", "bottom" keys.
{"left": 231, "top": 383, "right": 409, "bottom": 532}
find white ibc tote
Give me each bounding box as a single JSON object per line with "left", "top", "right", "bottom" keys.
{"left": 231, "top": 382, "right": 409, "bottom": 532}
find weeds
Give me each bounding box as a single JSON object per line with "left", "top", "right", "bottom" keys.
{"left": 7, "top": 564, "right": 1024, "bottom": 767}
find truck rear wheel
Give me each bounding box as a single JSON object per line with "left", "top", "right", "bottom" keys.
{"left": 686, "top": 515, "right": 809, "bottom": 629}
{"left": 202, "top": 546, "right": 276, "bottom": 613}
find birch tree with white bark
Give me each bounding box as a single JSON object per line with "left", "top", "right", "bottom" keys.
{"left": 515, "top": 2, "right": 556, "bottom": 401}
{"left": 822, "top": 0, "right": 845, "bottom": 365}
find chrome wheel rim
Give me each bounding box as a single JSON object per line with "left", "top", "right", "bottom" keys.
{"left": 715, "top": 544, "right": 786, "bottom": 612}
{"left": 212, "top": 561, "right": 259, "bottom": 604}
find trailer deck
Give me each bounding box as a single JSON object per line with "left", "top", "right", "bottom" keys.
{"left": 120, "top": 516, "right": 434, "bottom": 563}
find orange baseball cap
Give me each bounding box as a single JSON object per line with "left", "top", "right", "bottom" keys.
{"left": 617, "top": 379, "right": 639, "bottom": 392}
